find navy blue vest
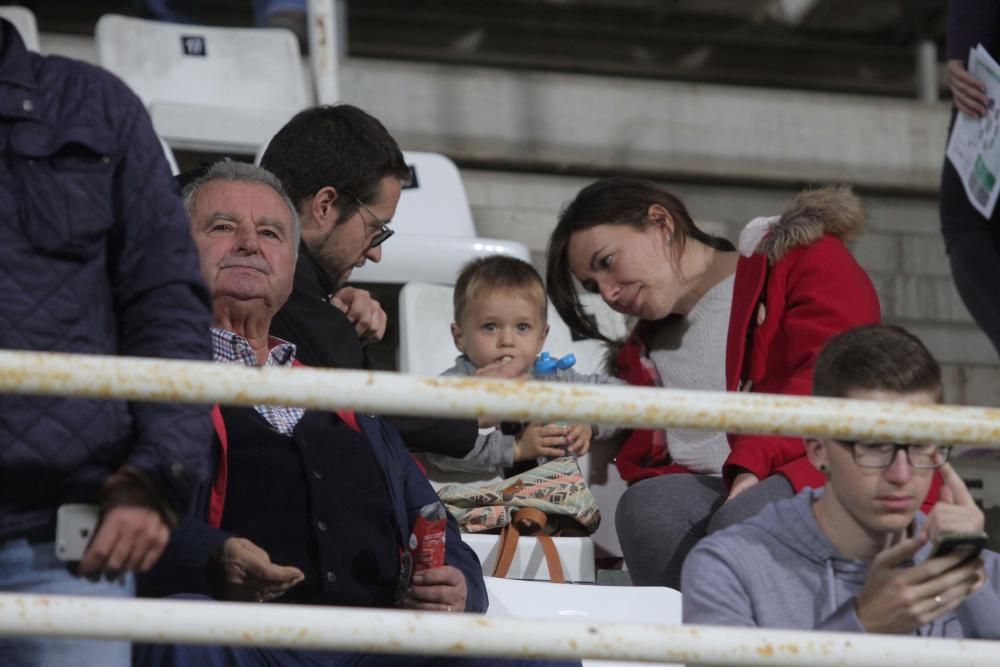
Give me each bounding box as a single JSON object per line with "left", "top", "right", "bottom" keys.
{"left": 219, "top": 407, "right": 399, "bottom": 607}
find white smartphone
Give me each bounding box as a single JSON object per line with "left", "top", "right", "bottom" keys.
{"left": 55, "top": 503, "right": 100, "bottom": 561}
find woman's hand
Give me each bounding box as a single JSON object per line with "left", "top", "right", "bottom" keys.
{"left": 947, "top": 59, "right": 989, "bottom": 118}
{"left": 726, "top": 471, "right": 760, "bottom": 503}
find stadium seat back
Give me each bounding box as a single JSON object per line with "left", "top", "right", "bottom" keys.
{"left": 395, "top": 151, "right": 477, "bottom": 238}
{"left": 159, "top": 137, "right": 179, "bottom": 176}
{"left": 0, "top": 6, "right": 39, "bottom": 52}
{"left": 484, "top": 576, "right": 682, "bottom": 666}
{"left": 96, "top": 14, "right": 310, "bottom": 153}
{"left": 351, "top": 151, "right": 530, "bottom": 284}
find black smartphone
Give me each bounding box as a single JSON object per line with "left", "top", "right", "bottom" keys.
{"left": 928, "top": 531, "right": 988, "bottom": 563}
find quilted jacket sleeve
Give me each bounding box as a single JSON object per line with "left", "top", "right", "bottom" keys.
{"left": 724, "top": 237, "right": 881, "bottom": 485}
{"left": 105, "top": 81, "right": 214, "bottom": 513}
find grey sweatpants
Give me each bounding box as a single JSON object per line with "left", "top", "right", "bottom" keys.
{"left": 615, "top": 474, "right": 794, "bottom": 590}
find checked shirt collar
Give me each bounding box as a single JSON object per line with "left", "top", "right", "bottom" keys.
{"left": 211, "top": 327, "right": 305, "bottom": 435}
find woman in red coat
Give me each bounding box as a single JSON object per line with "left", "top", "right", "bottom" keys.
{"left": 546, "top": 179, "right": 890, "bottom": 589}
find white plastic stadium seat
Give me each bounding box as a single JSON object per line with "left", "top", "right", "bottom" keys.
{"left": 484, "top": 577, "right": 683, "bottom": 667}
{"left": 159, "top": 137, "right": 180, "bottom": 176}
{"left": 96, "top": 14, "right": 311, "bottom": 154}
{"left": 468, "top": 534, "right": 595, "bottom": 583}
{"left": 397, "top": 282, "right": 458, "bottom": 378}
{"left": 0, "top": 5, "right": 39, "bottom": 52}
{"left": 350, "top": 151, "right": 531, "bottom": 284}
{"left": 396, "top": 151, "right": 477, "bottom": 238}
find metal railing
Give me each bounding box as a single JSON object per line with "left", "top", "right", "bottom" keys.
{"left": 2, "top": 349, "right": 999, "bottom": 664}
{"left": 0, "top": 593, "right": 996, "bottom": 666}
{"left": 1, "top": 350, "right": 999, "bottom": 446}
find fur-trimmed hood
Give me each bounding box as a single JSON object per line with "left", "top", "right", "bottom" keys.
{"left": 748, "top": 186, "right": 865, "bottom": 263}
{"left": 604, "top": 185, "right": 867, "bottom": 373}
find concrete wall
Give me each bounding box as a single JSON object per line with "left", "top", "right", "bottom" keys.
{"left": 344, "top": 57, "right": 1000, "bottom": 407}
{"left": 463, "top": 170, "right": 1000, "bottom": 407}
{"left": 41, "top": 30, "right": 999, "bottom": 405}
{"left": 343, "top": 58, "right": 951, "bottom": 192}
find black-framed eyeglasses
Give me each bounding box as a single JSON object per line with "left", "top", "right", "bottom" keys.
{"left": 834, "top": 440, "right": 952, "bottom": 470}
{"left": 348, "top": 195, "right": 394, "bottom": 249}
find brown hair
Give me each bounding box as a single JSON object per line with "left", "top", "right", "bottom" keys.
{"left": 545, "top": 177, "right": 734, "bottom": 342}
{"left": 453, "top": 255, "right": 547, "bottom": 324}
{"left": 813, "top": 324, "right": 942, "bottom": 401}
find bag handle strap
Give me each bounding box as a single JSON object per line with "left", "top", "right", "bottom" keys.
{"left": 512, "top": 507, "right": 547, "bottom": 534}
{"left": 490, "top": 509, "right": 566, "bottom": 583}
{"left": 491, "top": 522, "right": 520, "bottom": 579}
{"left": 536, "top": 534, "right": 566, "bottom": 584}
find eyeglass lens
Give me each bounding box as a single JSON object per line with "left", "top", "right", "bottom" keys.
{"left": 850, "top": 442, "right": 951, "bottom": 469}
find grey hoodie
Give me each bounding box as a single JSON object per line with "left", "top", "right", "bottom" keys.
{"left": 424, "top": 354, "right": 625, "bottom": 474}
{"left": 682, "top": 488, "right": 1000, "bottom": 638}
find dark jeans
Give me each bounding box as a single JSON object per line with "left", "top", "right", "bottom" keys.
{"left": 941, "top": 147, "right": 1000, "bottom": 360}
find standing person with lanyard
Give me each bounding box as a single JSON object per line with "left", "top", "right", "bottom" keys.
{"left": 546, "top": 179, "right": 895, "bottom": 589}
{"left": 941, "top": 0, "right": 1000, "bottom": 359}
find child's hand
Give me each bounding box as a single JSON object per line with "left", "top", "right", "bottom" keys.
{"left": 566, "top": 423, "right": 592, "bottom": 457}
{"left": 513, "top": 423, "right": 569, "bottom": 461}
{"left": 474, "top": 358, "right": 530, "bottom": 380}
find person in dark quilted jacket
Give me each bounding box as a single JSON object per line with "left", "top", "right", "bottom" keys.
{"left": 0, "top": 18, "right": 213, "bottom": 666}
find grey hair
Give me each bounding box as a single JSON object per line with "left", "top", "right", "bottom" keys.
{"left": 182, "top": 159, "right": 301, "bottom": 255}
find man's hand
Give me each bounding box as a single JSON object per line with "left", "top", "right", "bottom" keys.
{"left": 403, "top": 565, "right": 467, "bottom": 612}
{"left": 856, "top": 534, "right": 984, "bottom": 634}
{"left": 566, "top": 423, "right": 593, "bottom": 457}
{"left": 921, "top": 463, "right": 985, "bottom": 542}
{"left": 215, "top": 537, "right": 305, "bottom": 602}
{"left": 330, "top": 287, "right": 387, "bottom": 344}
{"left": 948, "top": 59, "right": 989, "bottom": 118}
{"left": 78, "top": 506, "right": 170, "bottom": 576}
{"left": 514, "top": 423, "right": 571, "bottom": 461}
{"left": 725, "top": 471, "right": 760, "bottom": 503}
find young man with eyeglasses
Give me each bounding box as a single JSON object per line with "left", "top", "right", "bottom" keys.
{"left": 262, "top": 104, "right": 407, "bottom": 357}
{"left": 682, "top": 324, "right": 1000, "bottom": 637}
{"left": 260, "top": 104, "right": 480, "bottom": 459}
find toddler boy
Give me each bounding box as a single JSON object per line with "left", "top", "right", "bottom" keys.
{"left": 425, "top": 256, "right": 623, "bottom": 474}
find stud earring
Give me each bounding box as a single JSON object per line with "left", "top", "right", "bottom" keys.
{"left": 819, "top": 464, "right": 828, "bottom": 472}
